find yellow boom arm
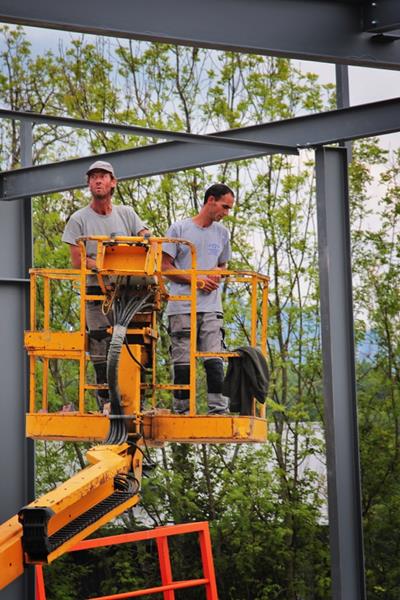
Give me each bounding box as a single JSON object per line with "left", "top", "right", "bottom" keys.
{"left": 0, "top": 443, "right": 142, "bottom": 590}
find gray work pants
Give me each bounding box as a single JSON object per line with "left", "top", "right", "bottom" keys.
{"left": 86, "top": 300, "right": 113, "bottom": 365}
{"left": 169, "top": 312, "right": 229, "bottom": 415}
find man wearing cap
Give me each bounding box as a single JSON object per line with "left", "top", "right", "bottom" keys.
{"left": 62, "top": 160, "right": 149, "bottom": 410}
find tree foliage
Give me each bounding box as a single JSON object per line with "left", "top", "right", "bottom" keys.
{"left": 0, "top": 25, "right": 399, "bottom": 600}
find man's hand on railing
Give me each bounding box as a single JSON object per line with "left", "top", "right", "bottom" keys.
{"left": 197, "top": 276, "right": 220, "bottom": 293}
{"left": 86, "top": 256, "right": 97, "bottom": 271}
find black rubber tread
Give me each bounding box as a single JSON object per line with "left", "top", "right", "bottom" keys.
{"left": 49, "top": 490, "right": 135, "bottom": 551}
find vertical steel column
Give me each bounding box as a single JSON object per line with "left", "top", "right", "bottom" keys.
{"left": 335, "top": 65, "right": 350, "bottom": 109}
{"left": 21, "top": 120, "right": 35, "bottom": 600}
{"left": 315, "top": 146, "right": 366, "bottom": 600}
{"left": 335, "top": 65, "right": 352, "bottom": 161}
{"left": 0, "top": 120, "right": 34, "bottom": 599}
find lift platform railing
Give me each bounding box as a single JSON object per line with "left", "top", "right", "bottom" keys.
{"left": 25, "top": 236, "right": 268, "bottom": 419}
{"left": 35, "top": 521, "right": 219, "bottom": 600}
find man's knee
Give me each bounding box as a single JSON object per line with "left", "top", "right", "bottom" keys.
{"left": 88, "top": 328, "right": 110, "bottom": 341}
{"left": 87, "top": 329, "right": 111, "bottom": 364}
{"left": 204, "top": 359, "right": 224, "bottom": 393}
{"left": 173, "top": 364, "right": 190, "bottom": 400}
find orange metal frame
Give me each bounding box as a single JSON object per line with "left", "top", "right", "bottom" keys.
{"left": 36, "top": 521, "right": 219, "bottom": 600}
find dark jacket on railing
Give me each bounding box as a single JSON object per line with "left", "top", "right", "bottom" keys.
{"left": 223, "top": 346, "right": 269, "bottom": 415}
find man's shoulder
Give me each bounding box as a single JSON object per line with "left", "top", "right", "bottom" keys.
{"left": 67, "top": 205, "right": 91, "bottom": 222}
{"left": 113, "top": 204, "right": 140, "bottom": 220}
{"left": 167, "top": 218, "right": 191, "bottom": 234}
{"left": 172, "top": 217, "right": 192, "bottom": 226}
{"left": 62, "top": 205, "right": 90, "bottom": 242}
{"left": 113, "top": 203, "right": 130, "bottom": 213}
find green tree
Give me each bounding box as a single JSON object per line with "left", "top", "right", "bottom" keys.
{"left": 1, "top": 24, "right": 398, "bottom": 600}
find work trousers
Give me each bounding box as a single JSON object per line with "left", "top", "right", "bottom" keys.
{"left": 86, "top": 300, "right": 113, "bottom": 365}
{"left": 168, "top": 312, "right": 229, "bottom": 415}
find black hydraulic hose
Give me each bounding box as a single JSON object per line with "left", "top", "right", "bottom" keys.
{"left": 105, "top": 291, "right": 152, "bottom": 445}
{"left": 107, "top": 323, "right": 127, "bottom": 416}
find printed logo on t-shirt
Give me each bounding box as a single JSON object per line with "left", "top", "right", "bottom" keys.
{"left": 207, "top": 243, "right": 220, "bottom": 256}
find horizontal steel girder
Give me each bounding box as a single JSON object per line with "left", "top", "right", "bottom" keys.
{"left": 1, "top": 97, "right": 400, "bottom": 201}
{"left": 0, "top": 109, "right": 297, "bottom": 156}
{"left": 0, "top": 0, "right": 400, "bottom": 70}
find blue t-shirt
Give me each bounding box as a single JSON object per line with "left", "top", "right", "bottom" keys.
{"left": 163, "top": 218, "right": 231, "bottom": 315}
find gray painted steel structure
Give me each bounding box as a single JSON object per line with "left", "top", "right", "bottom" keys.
{"left": 335, "top": 65, "right": 352, "bottom": 160}
{"left": 0, "top": 109, "right": 297, "bottom": 155}
{"left": 316, "top": 147, "right": 366, "bottom": 600}
{"left": 1, "top": 0, "right": 400, "bottom": 69}
{"left": 1, "top": 97, "right": 400, "bottom": 201}
{"left": 0, "top": 107, "right": 373, "bottom": 600}
{"left": 2, "top": 2, "right": 400, "bottom": 599}
{"left": 20, "top": 121, "right": 36, "bottom": 600}
{"left": 0, "top": 121, "right": 34, "bottom": 600}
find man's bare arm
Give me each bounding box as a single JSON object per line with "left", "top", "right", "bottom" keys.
{"left": 68, "top": 244, "right": 97, "bottom": 270}
{"left": 162, "top": 252, "right": 219, "bottom": 293}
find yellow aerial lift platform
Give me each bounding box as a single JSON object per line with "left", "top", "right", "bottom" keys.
{"left": 26, "top": 236, "right": 269, "bottom": 444}
{"left": 0, "top": 235, "right": 269, "bottom": 590}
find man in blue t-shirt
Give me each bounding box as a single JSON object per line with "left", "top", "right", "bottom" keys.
{"left": 162, "top": 184, "right": 235, "bottom": 415}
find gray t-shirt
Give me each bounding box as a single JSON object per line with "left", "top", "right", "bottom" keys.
{"left": 163, "top": 218, "right": 231, "bottom": 315}
{"left": 62, "top": 204, "right": 147, "bottom": 284}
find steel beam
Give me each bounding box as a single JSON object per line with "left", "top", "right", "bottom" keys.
{"left": 335, "top": 65, "right": 352, "bottom": 160}
{"left": 20, "top": 121, "right": 35, "bottom": 600}
{"left": 315, "top": 146, "right": 366, "bottom": 600}
{"left": 0, "top": 121, "right": 34, "bottom": 599}
{"left": 335, "top": 66, "right": 351, "bottom": 112}
{"left": 0, "top": 109, "right": 297, "bottom": 156}
{"left": 0, "top": 143, "right": 271, "bottom": 201}
{"left": 1, "top": 97, "right": 400, "bottom": 201}
{"left": 0, "top": 0, "right": 400, "bottom": 70}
